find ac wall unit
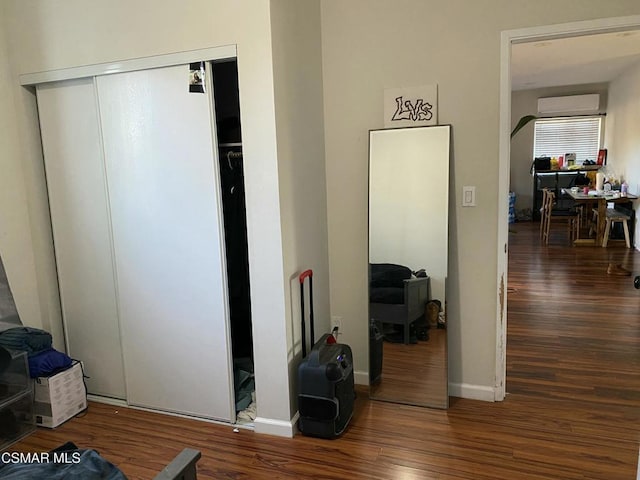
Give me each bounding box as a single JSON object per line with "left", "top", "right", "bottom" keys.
{"left": 537, "top": 94, "right": 600, "bottom": 115}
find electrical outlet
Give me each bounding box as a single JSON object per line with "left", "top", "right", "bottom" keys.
{"left": 331, "top": 315, "right": 342, "bottom": 331}
{"left": 462, "top": 186, "right": 476, "bottom": 207}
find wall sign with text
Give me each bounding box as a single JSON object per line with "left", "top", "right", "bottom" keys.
{"left": 384, "top": 84, "right": 438, "bottom": 128}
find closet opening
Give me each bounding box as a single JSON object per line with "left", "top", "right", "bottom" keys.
{"left": 210, "top": 59, "right": 255, "bottom": 424}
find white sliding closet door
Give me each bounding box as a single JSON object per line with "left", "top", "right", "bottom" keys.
{"left": 97, "top": 65, "right": 234, "bottom": 421}
{"left": 37, "top": 79, "right": 126, "bottom": 399}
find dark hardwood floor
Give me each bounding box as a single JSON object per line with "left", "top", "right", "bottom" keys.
{"left": 370, "top": 329, "right": 448, "bottom": 407}
{"left": 9, "top": 221, "right": 640, "bottom": 479}
{"left": 507, "top": 221, "right": 640, "bottom": 406}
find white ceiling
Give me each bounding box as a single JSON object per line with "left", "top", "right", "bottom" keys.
{"left": 511, "top": 29, "right": 640, "bottom": 91}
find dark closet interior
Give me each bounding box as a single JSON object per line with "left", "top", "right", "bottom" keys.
{"left": 211, "top": 59, "right": 255, "bottom": 419}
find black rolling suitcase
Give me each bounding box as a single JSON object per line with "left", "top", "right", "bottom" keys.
{"left": 297, "top": 270, "right": 355, "bottom": 438}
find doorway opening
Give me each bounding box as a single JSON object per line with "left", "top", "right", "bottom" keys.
{"left": 498, "top": 15, "right": 640, "bottom": 400}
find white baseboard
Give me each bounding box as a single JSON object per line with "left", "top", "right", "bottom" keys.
{"left": 352, "top": 375, "right": 496, "bottom": 402}
{"left": 87, "top": 394, "right": 128, "bottom": 407}
{"left": 90, "top": 394, "right": 300, "bottom": 437}
{"left": 87, "top": 394, "right": 256, "bottom": 431}
{"left": 354, "top": 370, "right": 369, "bottom": 385}
{"left": 448, "top": 383, "right": 496, "bottom": 402}
{"left": 253, "top": 413, "right": 298, "bottom": 438}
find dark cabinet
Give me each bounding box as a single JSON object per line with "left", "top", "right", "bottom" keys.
{"left": 0, "top": 349, "right": 35, "bottom": 450}
{"left": 532, "top": 170, "right": 591, "bottom": 220}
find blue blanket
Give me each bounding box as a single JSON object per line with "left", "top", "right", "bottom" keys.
{"left": 28, "top": 348, "right": 73, "bottom": 378}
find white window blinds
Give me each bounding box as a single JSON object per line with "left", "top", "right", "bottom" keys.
{"left": 533, "top": 117, "right": 602, "bottom": 164}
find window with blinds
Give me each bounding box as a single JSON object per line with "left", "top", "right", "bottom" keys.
{"left": 533, "top": 117, "right": 602, "bottom": 164}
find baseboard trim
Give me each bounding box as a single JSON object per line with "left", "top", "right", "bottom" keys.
{"left": 87, "top": 394, "right": 256, "bottom": 430}
{"left": 354, "top": 370, "right": 369, "bottom": 385}
{"left": 87, "top": 394, "right": 128, "bottom": 407}
{"left": 448, "top": 383, "right": 496, "bottom": 402}
{"left": 254, "top": 413, "right": 298, "bottom": 438}
{"left": 351, "top": 376, "right": 496, "bottom": 402}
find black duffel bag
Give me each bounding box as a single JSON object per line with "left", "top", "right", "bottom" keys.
{"left": 531, "top": 156, "right": 551, "bottom": 173}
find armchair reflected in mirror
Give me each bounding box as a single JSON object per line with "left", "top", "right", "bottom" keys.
{"left": 368, "top": 125, "right": 450, "bottom": 409}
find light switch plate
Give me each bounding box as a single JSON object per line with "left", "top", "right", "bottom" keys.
{"left": 462, "top": 186, "right": 476, "bottom": 207}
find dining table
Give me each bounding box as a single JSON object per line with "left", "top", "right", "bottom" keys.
{"left": 562, "top": 188, "right": 638, "bottom": 246}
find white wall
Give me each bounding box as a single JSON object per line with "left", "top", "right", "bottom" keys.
{"left": 269, "top": 0, "right": 329, "bottom": 415}
{"left": 603, "top": 60, "right": 640, "bottom": 247}
{"left": 2, "top": 0, "right": 295, "bottom": 433}
{"left": 321, "top": 0, "right": 640, "bottom": 396}
{"left": 511, "top": 83, "right": 608, "bottom": 215}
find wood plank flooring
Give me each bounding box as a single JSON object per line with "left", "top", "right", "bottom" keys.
{"left": 370, "top": 329, "right": 448, "bottom": 407}
{"left": 507, "top": 221, "right": 640, "bottom": 407}
{"left": 9, "top": 221, "right": 640, "bottom": 479}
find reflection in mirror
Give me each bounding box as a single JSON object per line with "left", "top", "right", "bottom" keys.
{"left": 368, "top": 125, "right": 450, "bottom": 409}
{"left": 0, "top": 254, "right": 20, "bottom": 325}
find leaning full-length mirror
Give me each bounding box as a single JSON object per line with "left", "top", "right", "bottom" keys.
{"left": 368, "top": 125, "right": 450, "bottom": 408}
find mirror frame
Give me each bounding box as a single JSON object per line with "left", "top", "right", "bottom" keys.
{"left": 367, "top": 124, "right": 450, "bottom": 409}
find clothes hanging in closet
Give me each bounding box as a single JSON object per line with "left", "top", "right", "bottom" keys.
{"left": 219, "top": 148, "right": 253, "bottom": 360}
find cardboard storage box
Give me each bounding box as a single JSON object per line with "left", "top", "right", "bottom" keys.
{"left": 34, "top": 361, "right": 87, "bottom": 428}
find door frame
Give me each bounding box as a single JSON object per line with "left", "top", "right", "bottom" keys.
{"left": 496, "top": 14, "right": 640, "bottom": 401}
{"left": 19, "top": 45, "right": 236, "bottom": 86}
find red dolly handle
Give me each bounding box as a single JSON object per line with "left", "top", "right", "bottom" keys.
{"left": 299, "top": 269, "right": 313, "bottom": 283}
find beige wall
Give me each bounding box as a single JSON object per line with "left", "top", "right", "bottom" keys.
{"left": 269, "top": 0, "right": 329, "bottom": 415}
{"left": 0, "top": 7, "right": 52, "bottom": 337}
{"left": 511, "top": 83, "right": 609, "bottom": 214}
{"left": 3, "top": 0, "right": 296, "bottom": 432}
{"left": 4, "top": 0, "right": 640, "bottom": 424}
{"left": 321, "top": 1, "right": 640, "bottom": 394}
{"left": 604, "top": 60, "right": 640, "bottom": 247}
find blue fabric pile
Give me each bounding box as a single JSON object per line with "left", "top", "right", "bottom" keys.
{"left": 0, "top": 327, "right": 72, "bottom": 377}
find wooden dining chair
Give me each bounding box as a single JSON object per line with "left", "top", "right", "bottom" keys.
{"left": 588, "top": 207, "right": 599, "bottom": 238}
{"left": 602, "top": 208, "right": 631, "bottom": 248}
{"left": 539, "top": 188, "right": 549, "bottom": 242}
{"left": 540, "top": 188, "right": 579, "bottom": 246}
